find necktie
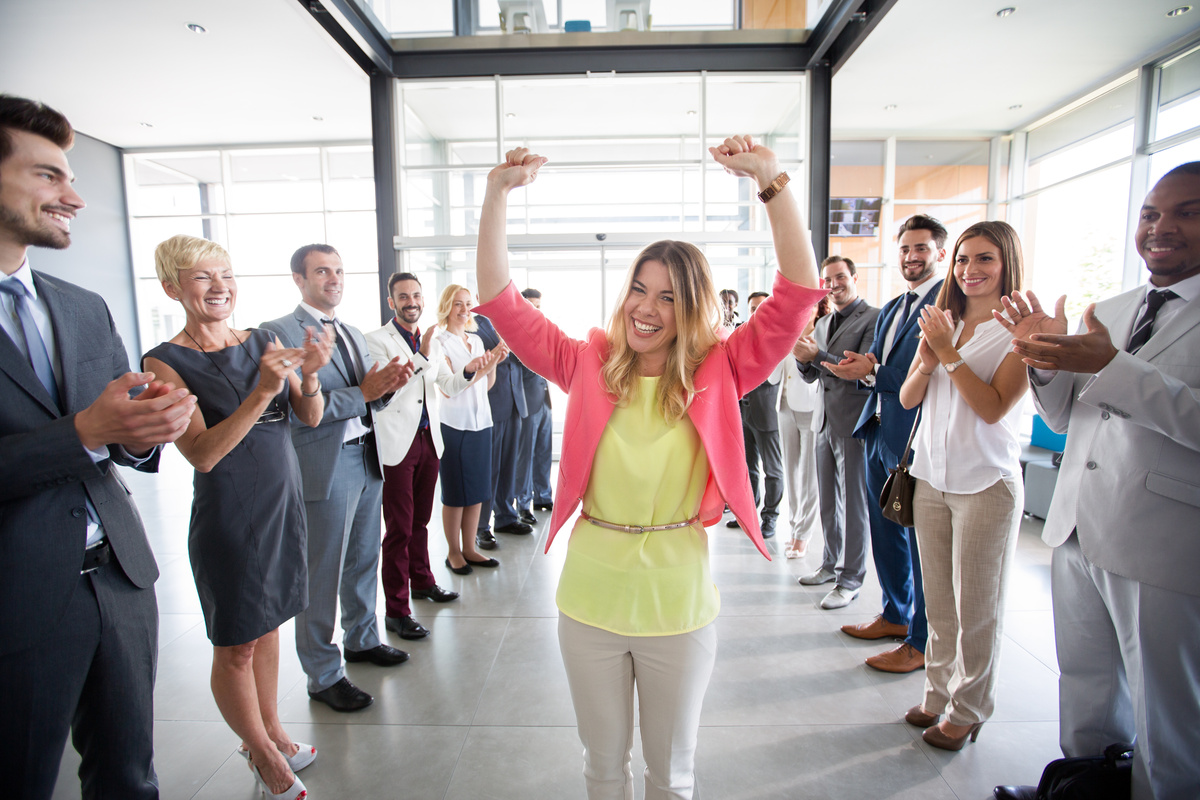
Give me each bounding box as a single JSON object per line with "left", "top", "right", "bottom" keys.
{"left": 827, "top": 310, "right": 844, "bottom": 339}
{"left": 896, "top": 291, "right": 918, "bottom": 332}
{"left": 322, "top": 317, "right": 360, "bottom": 383}
{"left": 1126, "top": 289, "right": 1178, "bottom": 355}
{"left": 0, "top": 279, "right": 61, "bottom": 408}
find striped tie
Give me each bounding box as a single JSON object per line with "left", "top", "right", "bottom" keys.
{"left": 1126, "top": 289, "right": 1177, "bottom": 355}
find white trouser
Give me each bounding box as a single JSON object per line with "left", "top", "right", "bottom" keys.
{"left": 558, "top": 613, "right": 717, "bottom": 800}
{"left": 777, "top": 404, "right": 820, "bottom": 543}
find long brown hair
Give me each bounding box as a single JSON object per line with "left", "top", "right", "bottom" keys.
{"left": 935, "top": 221, "right": 1024, "bottom": 321}
{"left": 601, "top": 240, "right": 721, "bottom": 423}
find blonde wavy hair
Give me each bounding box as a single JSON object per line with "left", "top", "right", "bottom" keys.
{"left": 602, "top": 240, "right": 721, "bottom": 423}
{"left": 436, "top": 284, "right": 478, "bottom": 331}
{"left": 154, "top": 234, "right": 231, "bottom": 289}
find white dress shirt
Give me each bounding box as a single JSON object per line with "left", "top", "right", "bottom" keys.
{"left": 436, "top": 328, "right": 492, "bottom": 432}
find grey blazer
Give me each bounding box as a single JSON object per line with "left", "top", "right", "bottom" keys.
{"left": 0, "top": 272, "right": 160, "bottom": 656}
{"left": 798, "top": 298, "right": 880, "bottom": 437}
{"left": 260, "top": 307, "right": 385, "bottom": 500}
{"left": 1031, "top": 285, "right": 1200, "bottom": 596}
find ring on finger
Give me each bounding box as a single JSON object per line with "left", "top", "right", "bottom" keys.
{"left": 282, "top": 359, "right": 293, "bottom": 367}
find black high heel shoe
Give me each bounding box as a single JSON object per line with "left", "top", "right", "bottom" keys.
{"left": 445, "top": 557, "right": 472, "bottom": 575}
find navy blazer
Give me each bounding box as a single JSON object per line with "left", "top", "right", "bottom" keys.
{"left": 475, "top": 314, "right": 528, "bottom": 420}
{"left": 852, "top": 279, "right": 943, "bottom": 456}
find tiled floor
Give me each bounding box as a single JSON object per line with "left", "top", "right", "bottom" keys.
{"left": 54, "top": 449, "right": 1062, "bottom": 799}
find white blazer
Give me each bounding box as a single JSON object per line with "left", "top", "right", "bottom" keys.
{"left": 364, "top": 322, "right": 472, "bottom": 466}
{"left": 773, "top": 356, "right": 818, "bottom": 415}
{"left": 1031, "top": 284, "right": 1200, "bottom": 597}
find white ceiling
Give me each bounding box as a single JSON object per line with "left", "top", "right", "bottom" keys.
{"left": 2, "top": 0, "right": 1199, "bottom": 149}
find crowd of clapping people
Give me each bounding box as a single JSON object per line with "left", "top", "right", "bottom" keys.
{"left": 4, "top": 92, "right": 1199, "bottom": 800}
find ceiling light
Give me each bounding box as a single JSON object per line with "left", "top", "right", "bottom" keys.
{"left": 186, "top": 23, "right": 207, "bottom": 34}
{"left": 312, "top": 115, "right": 324, "bottom": 122}
{"left": 883, "top": 104, "right": 898, "bottom": 111}
{"left": 995, "top": 7, "right": 1016, "bottom": 18}
{"left": 1167, "top": 6, "right": 1191, "bottom": 16}
{"left": 139, "top": 121, "right": 154, "bottom": 128}
{"left": 687, "top": 110, "right": 697, "bottom": 117}
{"left": 506, "top": 112, "right": 517, "bottom": 119}
{"left": 1009, "top": 104, "right": 1023, "bottom": 110}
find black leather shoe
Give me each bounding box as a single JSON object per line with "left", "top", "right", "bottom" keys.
{"left": 476, "top": 530, "right": 498, "bottom": 550}
{"left": 533, "top": 501, "right": 554, "bottom": 511}
{"left": 385, "top": 615, "right": 429, "bottom": 640}
{"left": 412, "top": 584, "right": 460, "bottom": 602}
{"left": 445, "top": 557, "right": 472, "bottom": 576}
{"left": 465, "top": 556, "right": 500, "bottom": 568}
{"left": 519, "top": 509, "right": 538, "bottom": 525}
{"left": 993, "top": 787, "right": 1036, "bottom": 800}
{"left": 344, "top": 643, "right": 409, "bottom": 666}
{"left": 308, "top": 677, "right": 373, "bottom": 712}
{"left": 761, "top": 526, "right": 776, "bottom": 539}
{"left": 726, "top": 519, "right": 741, "bottom": 528}
{"left": 495, "top": 521, "right": 533, "bottom": 535}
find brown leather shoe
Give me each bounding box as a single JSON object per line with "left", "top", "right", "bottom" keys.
{"left": 904, "top": 705, "right": 940, "bottom": 728}
{"left": 866, "top": 642, "right": 925, "bottom": 673}
{"left": 840, "top": 614, "right": 909, "bottom": 640}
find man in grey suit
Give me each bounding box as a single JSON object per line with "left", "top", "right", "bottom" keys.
{"left": 261, "top": 244, "right": 411, "bottom": 713}
{"left": 729, "top": 291, "right": 783, "bottom": 538}
{"left": 796, "top": 256, "right": 879, "bottom": 609}
{"left": 0, "top": 95, "right": 195, "bottom": 798}
{"left": 994, "top": 165, "right": 1200, "bottom": 800}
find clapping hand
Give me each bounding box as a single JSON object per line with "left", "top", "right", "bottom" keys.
{"left": 916, "top": 306, "right": 957, "bottom": 361}
{"left": 825, "top": 350, "right": 876, "bottom": 380}
{"left": 995, "top": 290, "right": 1067, "bottom": 342}
{"left": 793, "top": 335, "right": 818, "bottom": 363}
{"left": 1011, "top": 303, "right": 1119, "bottom": 373}
{"left": 300, "top": 325, "right": 334, "bottom": 377}
{"left": 259, "top": 338, "right": 306, "bottom": 394}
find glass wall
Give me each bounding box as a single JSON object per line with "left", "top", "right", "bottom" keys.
{"left": 124, "top": 145, "right": 377, "bottom": 352}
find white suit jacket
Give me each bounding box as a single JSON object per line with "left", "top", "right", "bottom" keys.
{"left": 1031, "top": 285, "right": 1200, "bottom": 596}
{"left": 365, "top": 322, "right": 472, "bottom": 467}
{"left": 771, "top": 356, "right": 818, "bottom": 415}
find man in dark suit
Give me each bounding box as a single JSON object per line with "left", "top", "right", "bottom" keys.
{"left": 0, "top": 95, "right": 195, "bottom": 797}
{"left": 830, "top": 215, "right": 946, "bottom": 673}
{"left": 261, "top": 244, "right": 411, "bottom": 713}
{"left": 796, "top": 256, "right": 879, "bottom": 609}
{"left": 474, "top": 313, "right": 531, "bottom": 548}
{"left": 515, "top": 288, "right": 553, "bottom": 519}
{"left": 729, "top": 291, "right": 783, "bottom": 538}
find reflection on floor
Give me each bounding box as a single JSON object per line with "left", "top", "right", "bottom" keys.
{"left": 55, "top": 448, "right": 1061, "bottom": 799}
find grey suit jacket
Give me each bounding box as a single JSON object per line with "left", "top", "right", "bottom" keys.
{"left": 0, "top": 272, "right": 160, "bottom": 656}
{"left": 798, "top": 298, "right": 880, "bottom": 437}
{"left": 1031, "top": 285, "right": 1200, "bottom": 596}
{"left": 261, "top": 307, "right": 384, "bottom": 500}
{"left": 741, "top": 378, "right": 780, "bottom": 431}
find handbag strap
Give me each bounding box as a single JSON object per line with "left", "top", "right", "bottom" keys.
{"left": 898, "top": 407, "right": 921, "bottom": 468}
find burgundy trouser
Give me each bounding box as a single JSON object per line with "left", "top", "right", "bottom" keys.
{"left": 381, "top": 427, "right": 439, "bottom": 618}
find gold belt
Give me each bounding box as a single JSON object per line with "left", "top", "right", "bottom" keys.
{"left": 580, "top": 511, "right": 700, "bottom": 534}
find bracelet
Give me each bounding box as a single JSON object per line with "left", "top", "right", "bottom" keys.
{"left": 917, "top": 365, "right": 935, "bottom": 376}
{"left": 301, "top": 379, "right": 321, "bottom": 397}
{"left": 757, "top": 172, "right": 790, "bottom": 203}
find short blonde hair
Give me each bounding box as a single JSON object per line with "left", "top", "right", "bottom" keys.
{"left": 436, "top": 284, "right": 477, "bottom": 331}
{"left": 154, "top": 234, "right": 231, "bottom": 288}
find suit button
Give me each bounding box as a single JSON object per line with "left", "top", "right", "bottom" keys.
{"left": 1101, "top": 411, "right": 1111, "bottom": 420}
{"left": 417, "top": 399, "right": 423, "bottom": 404}
{"left": 71, "top": 507, "right": 85, "bottom": 518}
{"left": 1086, "top": 461, "right": 1098, "bottom": 470}
{"left": 1099, "top": 403, "right": 1111, "bottom": 411}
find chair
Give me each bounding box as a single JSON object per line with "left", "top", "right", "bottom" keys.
{"left": 1022, "top": 414, "right": 1065, "bottom": 519}
{"left": 498, "top": 0, "right": 548, "bottom": 33}
{"left": 606, "top": 0, "right": 651, "bottom": 31}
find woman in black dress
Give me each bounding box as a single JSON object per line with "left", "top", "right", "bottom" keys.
{"left": 144, "top": 235, "right": 331, "bottom": 800}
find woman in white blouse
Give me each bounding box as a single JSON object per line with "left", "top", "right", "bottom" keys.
{"left": 898, "top": 221, "right": 1038, "bottom": 751}
{"left": 435, "top": 284, "right": 505, "bottom": 574}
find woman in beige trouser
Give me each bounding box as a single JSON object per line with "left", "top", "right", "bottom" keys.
{"left": 899, "top": 221, "right": 1042, "bottom": 751}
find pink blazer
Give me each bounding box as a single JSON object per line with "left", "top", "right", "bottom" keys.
{"left": 474, "top": 273, "right": 826, "bottom": 560}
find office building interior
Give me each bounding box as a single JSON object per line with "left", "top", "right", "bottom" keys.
{"left": 4, "top": 0, "right": 1199, "bottom": 797}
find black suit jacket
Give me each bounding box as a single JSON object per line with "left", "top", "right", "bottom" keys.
{"left": 0, "top": 272, "right": 159, "bottom": 656}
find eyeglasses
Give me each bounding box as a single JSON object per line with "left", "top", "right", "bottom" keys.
{"left": 256, "top": 407, "right": 286, "bottom": 424}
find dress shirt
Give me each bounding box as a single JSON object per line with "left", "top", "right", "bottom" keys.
{"left": 910, "top": 318, "right": 1023, "bottom": 493}
{"left": 436, "top": 328, "right": 492, "bottom": 431}
{"left": 393, "top": 319, "right": 429, "bottom": 430}
{"left": 2, "top": 260, "right": 151, "bottom": 546}
{"left": 298, "top": 301, "right": 370, "bottom": 442}
{"left": 863, "top": 273, "right": 941, "bottom": 391}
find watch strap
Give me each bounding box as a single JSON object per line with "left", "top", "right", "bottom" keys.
{"left": 758, "top": 172, "right": 790, "bottom": 203}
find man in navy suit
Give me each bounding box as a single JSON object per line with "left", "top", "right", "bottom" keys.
{"left": 828, "top": 215, "right": 946, "bottom": 673}
{"left": 1, "top": 95, "right": 195, "bottom": 797}
{"left": 515, "top": 288, "right": 553, "bottom": 520}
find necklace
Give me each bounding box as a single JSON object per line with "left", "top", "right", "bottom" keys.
{"left": 181, "top": 327, "right": 285, "bottom": 424}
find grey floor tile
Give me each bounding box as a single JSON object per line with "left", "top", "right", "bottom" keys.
{"left": 473, "top": 617, "right": 576, "bottom": 726}
{"left": 916, "top": 720, "right": 1060, "bottom": 799}
{"left": 1003, "top": 609, "right": 1058, "bottom": 673}
{"left": 443, "top": 725, "right": 590, "bottom": 800}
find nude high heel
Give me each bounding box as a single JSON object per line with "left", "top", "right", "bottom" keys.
{"left": 922, "top": 721, "right": 984, "bottom": 751}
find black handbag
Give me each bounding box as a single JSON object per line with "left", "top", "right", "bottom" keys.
{"left": 878, "top": 409, "right": 920, "bottom": 527}
{"left": 1034, "top": 743, "right": 1133, "bottom": 799}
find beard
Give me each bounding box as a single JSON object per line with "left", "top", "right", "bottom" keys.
{"left": 0, "top": 203, "right": 71, "bottom": 250}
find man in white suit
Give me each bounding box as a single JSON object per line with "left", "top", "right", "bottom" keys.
{"left": 995, "top": 165, "right": 1200, "bottom": 800}
{"left": 262, "top": 244, "right": 412, "bottom": 713}
{"left": 366, "top": 273, "right": 488, "bottom": 641}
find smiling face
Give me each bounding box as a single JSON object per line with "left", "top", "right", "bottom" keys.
{"left": 822, "top": 259, "right": 858, "bottom": 310}
{"left": 0, "top": 129, "right": 85, "bottom": 266}
{"left": 294, "top": 250, "right": 343, "bottom": 317}
{"left": 448, "top": 289, "right": 473, "bottom": 332}
{"left": 623, "top": 259, "right": 678, "bottom": 374}
{"left": 389, "top": 278, "right": 423, "bottom": 329}
{"left": 167, "top": 257, "right": 236, "bottom": 324}
{"left": 897, "top": 229, "right": 944, "bottom": 286}
{"left": 952, "top": 236, "right": 1003, "bottom": 300}
{"left": 1136, "top": 171, "right": 1200, "bottom": 287}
